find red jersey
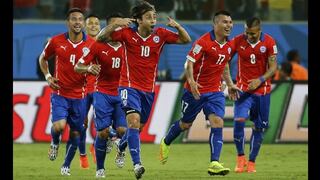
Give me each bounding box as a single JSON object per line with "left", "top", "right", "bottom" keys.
{"left": 231, "top": 33, "right": 277, "bottom": 95}
{"left": 111, "top": 27, "right": 179, "bottom": 92}
{"left": 184, "top": 31, "right": 233, "bottom": 94}
{"left": 86, "top": 73, "right": 96, "bottom": 93}
{"left": 81, "top": 42, "right": 125, "bottom": 96}
{"left": 42, "top": 32, "right": 95, "bottom": 99}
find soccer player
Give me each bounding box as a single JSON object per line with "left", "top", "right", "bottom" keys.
{"left": 97, "top": 1, "right": 191, "bottom": 179}
{"left": 74, "top": 13, "right": 101, "bottom": 169}
{"left": 38, "top": 8, "right": 95, "bottom": 176}
{"left": 75, "top": 13, "right": 127, "bottom": 178}
{"left": 230, "top": 17, "right": 278, "bottom": 173}
{"left": 159, "top": 10, "right": 241, "bottom": 176}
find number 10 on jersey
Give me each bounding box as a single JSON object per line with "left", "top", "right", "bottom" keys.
{"left": 141, "top": 46, "right": 150, "bottom": 57}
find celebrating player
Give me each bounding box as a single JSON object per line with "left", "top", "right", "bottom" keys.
{"left": 39, "top": 8, "right": 95, "bottom": 176}
{"left": 75, "top": 13, "right": 127, "bottom": 178}
{"left": 159, "top": 10, "right": 241, "bottom": 176}
{"left": 230, "top": 17, "right": 278, "bottom": 173}
{"left": 97, "top": 1, "right": 191, "bottom": 179}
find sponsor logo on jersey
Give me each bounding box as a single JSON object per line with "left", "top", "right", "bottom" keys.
{"left": 153, "top": 36, "right": 160, "bottom": 43}
{"left": 60, "top": 45, "right": 67, "bottom": 51}
{"left": 240, "top": 46, "right": 245, "bottom": 50}
{"left": 102, "top": 51, "right": 109, "bottom": 56}
{"left": 82, "top": 47, "right": 90, "bottom": 57}
{"left": 260, "top": 46, "right": 266, "bottom": 53}
{"left": 192, "top": 44, "right": 202, "bottom": 55}
{"left": 132, "top": 37, "right": 138, "bottom": 42}
{"left": 211, "top": 47, "right": 216, "bottom": 51}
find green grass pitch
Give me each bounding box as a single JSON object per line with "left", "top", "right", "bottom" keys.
{"left": 14, "top": 143, "right": 307, "bottom": 179}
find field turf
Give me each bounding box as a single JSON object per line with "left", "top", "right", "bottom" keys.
{"left": 14, "top": 143, "right": 307, "bottom": 179}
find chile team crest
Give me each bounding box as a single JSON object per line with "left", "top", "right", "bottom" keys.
{"left": 82, "top": 47, "right": 90, "bottom": 57}
{"left": 260, "top": 46, "right": 266, "bottom": 53}
{"left": 153, "top": 36, "right": 160, "bottom": 43}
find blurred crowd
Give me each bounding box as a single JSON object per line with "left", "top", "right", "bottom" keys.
{"left": 14, "top": 0, "right": 307, "bottom": 21}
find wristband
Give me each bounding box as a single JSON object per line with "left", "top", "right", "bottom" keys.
{"left": 45, "top": 74, "right": 52, "bottom": 80}
{"left": 259, "top": 76, "right": 265, "bottom": 83}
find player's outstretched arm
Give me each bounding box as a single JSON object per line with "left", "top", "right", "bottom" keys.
{"left": 74, "top": 61, "right": 101, "bottom": 75}
{"left": 166, "top": 17, "right": 191, "bottom": 44}
{"left": 185, "top": 60, "right": 202, "bottom": 100}
{"left": 247, "top": 55, "right": 277, "bottom": 90}
{"left": 39, "top": 53, "right": 60, "bottom": 90}
{"left": 96, "top": 18, "right": 135, "bottom": 42}
{"left": 223, "top": 63, "right": 241, "bottom": 100}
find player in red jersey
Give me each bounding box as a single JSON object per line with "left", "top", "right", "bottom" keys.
{"left": 71, "top": 13, "right": 102, "bottom": 169}
{"left": 230, "top": 17, "right": 278, "bottom": 173}
{"left": 75, "top": 13, "right": 128, "bottom": 178}
{"left": 160, "top": 10, "right": 241, "bottom": 176}
{"left": 97, "top": 1, "right": 191, "bottom": 179}
{"left": 38, "top": 8, "right": 95, "bottom": 176}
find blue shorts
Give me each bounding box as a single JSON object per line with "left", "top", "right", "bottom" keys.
{"left": 86, "top": 92, "right": 94, "bottom": 114}
{"left": 118, "top": 87, "right": 155, "bottom": 124}
{"left": 180, "top": 89, "right": 225, "bottom": 123}
{"left": 50, "top": 93, "right": 87, "bottom": 131}
{"left": 93, "top": 92, "right": 127, "bottom": 131}
{"left": 234, "top": 92, "right": 270, "bottom": 129}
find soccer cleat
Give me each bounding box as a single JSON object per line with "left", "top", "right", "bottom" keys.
{"left": 133, "top": 163, "right": 145, "bottom": 179}
{"left": 159, "top": 138, "right": 170, "bottom": 164}
{"left": 247, "top": 161, "right": 256, "bottom": 173}
{"left": 89, "top": 143, "right": 96, "bottom": 164}
{"left": 80, "top": 154, "right": 89, "bottom": 169}
{"left": 114, "top": 139, "right": 125, "bottom": 168}
{"left": 234, "top": 155, "right": 247, "bottom": 173}
{"left": 96, "top": 169, "right": 106, "bottom": 178}
{"left": 48, "top": 144, "right": 59, "bottom": 161}
{"left": 208, "top": 161, "right": 230, "bottom": 176}
{"left": 60, "top": 166, "right": 71, "bottom": 176}
{"left": 106, "top": 138, "right": 113, "bottom": 154}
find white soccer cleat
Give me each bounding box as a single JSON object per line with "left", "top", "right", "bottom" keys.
{"left": 114, "top": 138, "right": 126, "bottom": 168}
{"left": 48, "top": 144, "right": 59, "bottom": 161}
{"left": 60, "top": 166, "right": 71, "bottom": 176}
{"left": 96, "top": 169, "right": 105, "bottom": 178}
{"left": 134, "top": 164, "right": 145, "bottom": 179}
{"left": 106, "top": 139, "right": 113, "bottom": 154}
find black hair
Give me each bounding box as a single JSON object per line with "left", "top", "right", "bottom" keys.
{"left": 85, "top": 13, "right": 100, "bottom": 20}
{"left": 131, "top": 1, "right": 155, "bottom": 20}
{"left": 246, "top": 17, "right": 261, "bottom": 28}
{"left": 213, "top": 10, "right": 231, "bottom": 22}
{"left": 66, "top": 8, "right": 84, "bottom": 19}
{"left": 286, "top": 49, "right": 299, "bottom": 62}
{"left": 280, "top": 62, "right": 293, "bottom": 75}
{"left": 106, "top": 12, "right": 124, "bottom": 25}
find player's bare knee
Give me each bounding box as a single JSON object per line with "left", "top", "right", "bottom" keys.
{"left": 70, "top": 130, "right": 81, "bottom": 138}
{"left": 126, "top": 113, "right": 140, "bottom": 129}
{"left": 209, "top": 116, "right": 224, "bottom": 128}
{"left": 116, "top": 127, "right": 127, "bottom": 136}
{"left": 235, "top": 118, "right": 246, "bottom": 122}
{"left": 52, "top": 122, "right": 65, "bottom": 133}
{"left": 97, "top": 128, "right": 110, "bottom": 139}
{"left": 179, "top": 121, "right": 192, "bottom": 130}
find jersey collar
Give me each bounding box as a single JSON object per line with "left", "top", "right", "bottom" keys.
{"left": 210, "top": 30, "right": 229, "bottom": 41}
{"left": 242, "top": 32, "right": 265, "bottom": 41}
{"left": 64, "top": 31, "right": 87, "bottom": 41}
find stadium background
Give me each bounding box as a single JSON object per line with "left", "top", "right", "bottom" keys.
{"left": 13, "top": 0, "right": 308, "bottom": 179}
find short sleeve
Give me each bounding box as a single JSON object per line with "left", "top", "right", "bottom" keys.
{"left": 186, "top": 39, "right": 206, "bottom": 63}
{"left": 42, "top": 38, "right": 55, "bottom": 60}
{"left": 160, "top": 28, "right": 179, "bottom": 44}
{"left": 111, "top": 27, "right": 126, "bottom": 42}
